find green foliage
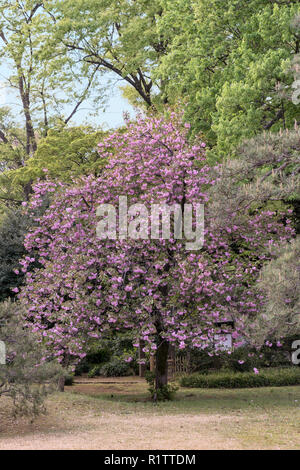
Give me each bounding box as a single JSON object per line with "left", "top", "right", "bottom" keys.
{"left": 87, "top": 365, "right": 101, "bottom": 379}
{"left": 0, "top": 107, "right": 29, "bottom": 208}
{"left": 248, "top": 237, "right": 300, "bottom": 346}
{"left": 47, "top": 0, "right": 166, "bottom": 108}
{"left": 0, "top": 126, "right": 107, "bottom": 206}
{"left": 0, "top": 300, "right": 63, "bottom": 417}
{"left": 76, "top": 332, "right": 139, "bottom": 377}
{"left": 157, "top": 0, "right": 300, "bottom": 154}
{"left": 100, "top": 358, "right": 132, "bottom": 378}
{"left": 209, "top": 128, "right": 300, "bottom": 234}
{"left": 145, "top": 371, "right": 179, "bottom": 401}
{"left": 225, "top": 347, "right": 291, "bottom": 373}
{"left": 187, "top": 345, "right": 291, "bottom": 375}
{"left": 64, "top": 373, "right": 74, "bottom": 386}
{"left": 11, "top": 126, "right": 106, "bottom": 187}
{"left": 180, "top": 367, "right": 300, "bottom": 389}
{"left": 85, "top": 343, "right": 111, "bottom": 366}
{"left": 0, "top": 1, "right": 103, "bottom": 155}
{"left": 184, "top": 349, "right": 222, "bottom": 374}
{"left": 0, "top": 209, "right": 34, "bottom": 301}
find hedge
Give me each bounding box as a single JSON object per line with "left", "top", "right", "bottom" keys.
{"left": 180, "top": 367, "right": 300, "bottom": 389}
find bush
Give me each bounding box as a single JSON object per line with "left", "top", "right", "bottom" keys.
{"left": 75, "top": 341, "right": 112, "bottom": 376}
{"left": 75, "top": 332, "right": 140, "bottom": 377}
{"left": 180, "top": 367, "right": 300, "bottom": 389}
{"left": 145, "top": 371, "right": 178, "bottom": 401}
{"left": 0, "top": 300, "right": 63, "bottom": 417}
{"left": 64, "top": 373, "right": 74, "bottom": 386}
{"left": 87, "top": 365, "right": 101, "bottom": 378}
{"left": 100, "top": 358, "right": 132, "bottom": 377}
{"left": 75, "top": 361, "right": 91, "bottom": 376}
{"left": 188, "top": 348, "right": 224, "bottom": 374}
{"left": 186, "top": 345, "right": 292, "bottom": 375}
{"left": 85, "top": 342, "right": 111, "bottom": 364}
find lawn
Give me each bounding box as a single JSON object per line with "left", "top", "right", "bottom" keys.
{"left": 0, "top": 377, "right": 299, "bottom": 450}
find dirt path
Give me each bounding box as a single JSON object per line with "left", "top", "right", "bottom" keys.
{"left": 0, "top": 388, "right": 241, "bottom": 450}
{"left": 0, "top": 410, "right": 240, "bottom": 450}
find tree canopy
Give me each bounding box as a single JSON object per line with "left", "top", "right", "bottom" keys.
{"left": 156, "top": 0, "right": 300, "bottom": 154}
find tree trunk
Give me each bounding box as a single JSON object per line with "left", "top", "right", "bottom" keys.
{"left": 57, "top": 376, "right": 65, "bottom": 392}
{"left": 150, "top": 355, "right": 155, "bottom": 372}
{"left": 138, "top": 340, "right": 146, "bottom": 377}
{"left": 154, "top": 340, "right": 169, "bottom": 399}
{"left": 17, "top": 69, "right": 37, "bottom": 155}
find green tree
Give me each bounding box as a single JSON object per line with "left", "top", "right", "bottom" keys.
{"left": 0, "top": 210, "right": 30, "bottom": 302}
{"left": 0, "top": 300, "right": 63, "bottom": 417}
{"left": 208, "top": 126, "right": 300, "bottom": 348}
{"left": 0, "top": 124, "right": 106, "bottom": 209}
{"left": 46, "top": 0, "right": 169, "bottom": 108}
{"left": 10, "top": 126, "right": 106, "bottom": 190}
{"left": 0, "top": 1, "right": 108, "bottom": 210}
{"left": 0, "top": 107, "right": 30, "bottom": 206}
{"left": 209, "top": 127, "right": 300, "bottom": 233}
{"left": 0, "top": 203, "right": 49, "bottom": 302}
{"left": 156, "top": 0, "right": 300, "bottom": 155}
{"left": 0, "top": 0, "right": 103, "bottom": 155}
{"left": 248, "top": 237, "right": 300, "bottom": 347}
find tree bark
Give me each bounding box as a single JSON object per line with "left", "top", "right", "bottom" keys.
{"left": 150, "top": 355, "right": 155, "bottom": 372}
{"left": 154, "top": 339, "right": 169, "bottom": 398}
{"left": 138, "top": 340, "right": 146, "bottom": 377}
{"left": 57, "top": 376, "right": 65, "bottom": 392}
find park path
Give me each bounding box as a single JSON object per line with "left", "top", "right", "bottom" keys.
{"left": 0, "top": 412, "right": 240, "bottom": 450}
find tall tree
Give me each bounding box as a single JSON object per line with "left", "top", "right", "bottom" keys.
{"left": 0, "top": 1, "right": 103, "bottom": 155}
{"left": 156, "top": 0, "right": 300, "bottom": 155}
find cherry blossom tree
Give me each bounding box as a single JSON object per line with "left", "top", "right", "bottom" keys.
{"left": 18, "top": 112, "right": 294, "bottom": 397}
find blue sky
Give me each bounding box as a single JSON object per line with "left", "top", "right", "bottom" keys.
{"left": 0, "top": 64, "right": 135, "bottom": 130}
{"left": 69, "top": 86, "right": 136, "bottom": 129}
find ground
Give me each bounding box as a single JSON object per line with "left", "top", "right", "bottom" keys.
{"left": 0, "top": 377, "right": 300, "bottom": 450}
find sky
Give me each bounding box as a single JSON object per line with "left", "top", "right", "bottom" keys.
{"left": 0, "top": 64, "right": 136, "bottom": 130}
{"left": 67, "top": 87, "right": 136, "bottom": 129}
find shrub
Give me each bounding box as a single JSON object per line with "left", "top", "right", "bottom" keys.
{"left": 0, "top": 300, "right": 63, "bottom": 417}
{"left": 85, "top": 342, "right": 111, "bottom": 365}
{"left": 187, "top": 345, "right": 292, "bottom": 375}
{"left": 180, "top": 367, "right": 300, "bottom": 389}
{"left": 145, "top": 371, "right": 178, "bottom": 401}
{"left": 87, "top": 365, "right": 101, "bottom": 378}
{"left": 75, "top": 332, "right": 139, "bottom": 377}
{"left": 100, "top": 358, "right": 131, "bottom": 377}
{"left": 188, "top": 348, "right": 224, "bottom": 374}
{"left": 64, "top": 373, "right": 74, "bottom": 386}
{"left": 75, "top": 361, "right": 91, "bottom": 376}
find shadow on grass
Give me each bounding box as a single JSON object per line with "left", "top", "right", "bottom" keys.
{"left": 69, "top": 383, "right": 300, "bottom": 414}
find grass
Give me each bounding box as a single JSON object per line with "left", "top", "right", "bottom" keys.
{"left": 0, "top": 377, "right": 299, "bottom": 449}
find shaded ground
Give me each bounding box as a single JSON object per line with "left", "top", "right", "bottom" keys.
{"left": 0, "top": 377, "right": 300, "bottom": 450}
